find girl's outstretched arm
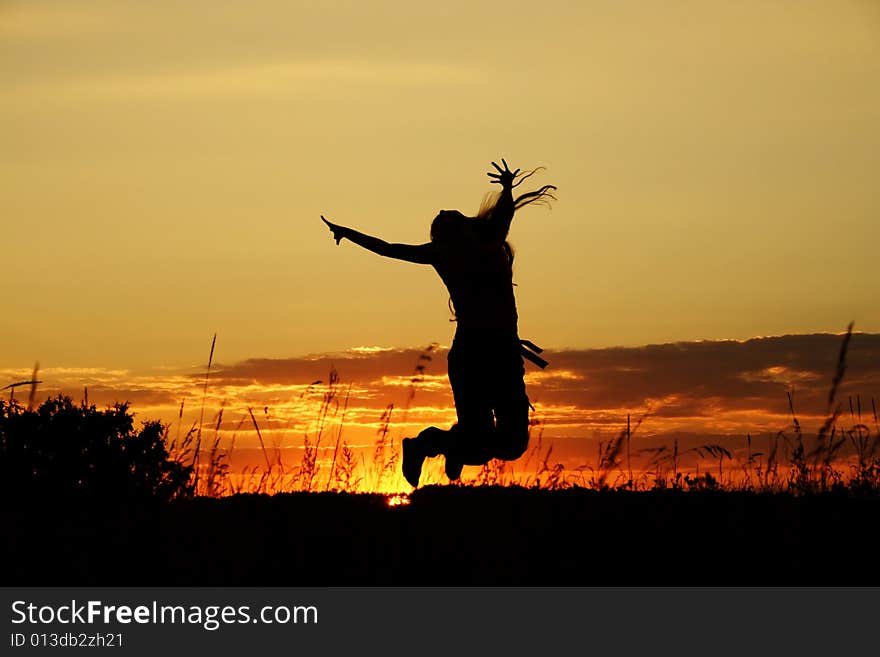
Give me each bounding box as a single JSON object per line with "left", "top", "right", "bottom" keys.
{"left": 321, "top": 216, "right": 435, "bottom": 265}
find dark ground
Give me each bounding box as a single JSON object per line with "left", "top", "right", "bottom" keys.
{"left": 3, "top": 486, "right": 878, "bottom": 586}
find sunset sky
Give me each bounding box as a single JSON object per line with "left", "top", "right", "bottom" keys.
{"left": 2, "top": 1, "right": 879, "bottom": 485}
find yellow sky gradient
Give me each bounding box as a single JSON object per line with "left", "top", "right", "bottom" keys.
{"left": 2, "top": 0, "right": 879, "bottom": 372}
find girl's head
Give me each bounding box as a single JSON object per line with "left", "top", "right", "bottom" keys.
{"left": 430, "top": 209, "right": 469, "bottom": 244}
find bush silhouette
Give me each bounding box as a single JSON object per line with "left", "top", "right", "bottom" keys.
{"left": 0, "top": 396, "right": 192, "bottom": 502}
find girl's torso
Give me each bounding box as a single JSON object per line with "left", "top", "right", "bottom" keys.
{"left": 432, "top": 230, "right": 518, "bottom": 340}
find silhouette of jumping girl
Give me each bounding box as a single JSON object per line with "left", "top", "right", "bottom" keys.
{"left": 322, "top": 159, "right": 556, "bottom": 486}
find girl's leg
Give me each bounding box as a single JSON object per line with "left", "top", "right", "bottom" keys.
{"left": 491, "top": 396, "right": 530, "bottom": 460}
{"left": 403, "top": 338, "right": 509, "bottom": 487}
{"left": 489, "top": 347, "right": 530, "bottom": 461}
{"left": 403, "top": 421, "right": 495, "bottom": 486}
{"left": 402, "top": 426, "right": 452, "bottom": 487}
{"left": 445, "top": 341, "right": 495, "bottom": 479}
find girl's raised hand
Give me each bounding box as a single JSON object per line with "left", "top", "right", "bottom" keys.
{"left": 487, "top": 159, "right": 519, "bottom": 190}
